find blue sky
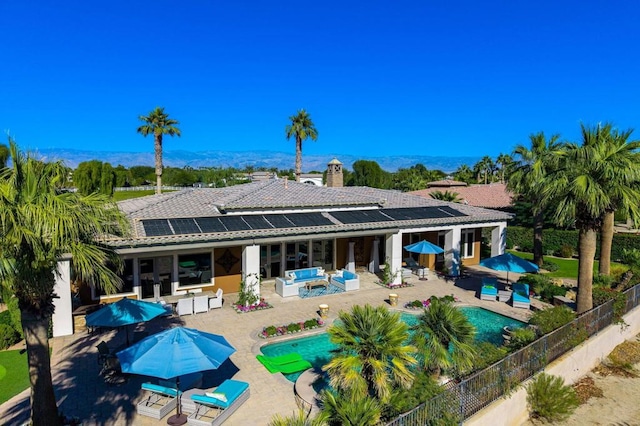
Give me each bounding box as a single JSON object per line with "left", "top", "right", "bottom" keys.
{"left": 1, "top": 1, "right": 638, "bottom": 159}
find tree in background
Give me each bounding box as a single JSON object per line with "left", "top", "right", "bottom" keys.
{"left": 74, "top": 160, "right": 115, "bottom": 196}
{"left": 128, "top": 165, "right": 156, "bottom": 185}
{"left": 349, "top": 160, "right": 392, "bottom": 188}
{"left": 452, "top": 164, "right": 474, "bottom": 184}
{"left": 113, "top": 165, "right": 130, "bottom": 187}
{"left": 0, "top": 143, "right": 9, "bottom": 169}
{"left": 495, "top": 152, "right": 514, "bottom": 183}
{"left": 590, "top": 124, "right": 640, "bottom": 276}
{"left": 137, "top": 107, "right": 181, "bottom": 194}
{"left": 429, "top": 190, "right": 462, "bottom": 203}
{"left": 285, "top": 109, "right": 318, "bottom": 182}
{"left": 0, "top": 139, "right": 130, "bottom": 425}
{"left": 509, "top": 132, "right": 562, "bottom": 266}
{"left": 474, "top": 156, "right": 495, "bottom": 184}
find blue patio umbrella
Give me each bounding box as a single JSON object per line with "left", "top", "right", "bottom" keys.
{"left": 479, "top": 252, "right": 539, "bottom": 284}
{"left": 117, "top": 327, "right": 236, "bottom": 425}
{"left": 85, "top": 298, "right": 168, "bottom": 345}
{"left": 404, "top": 240, "right": 445, "bottom": 254}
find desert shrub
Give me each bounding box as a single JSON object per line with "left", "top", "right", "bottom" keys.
{"left": 526, "top": 373, "right": 579, "bottom": 422}
{"left": 506, "top": 328, "right": 537, "bottom": 351}
{"left": 264, "top": 326, "right": 277, "bottom": 337}
{"left": 557, "top": 244, "right": 575, "bottom": 258}
{"left": 592, "top": 287, "right": 627, "bottom": 325}
{"left": 529, "top": 306, "right": 575, "bottom": 335}
{"left": 465, "top": 342, "right": 508, "bottom": 374}
{"left": 287, "top": 322, "right": 301, "bottom": 333}
{"left": 592, "top": 274, "right": 613, "bottom": 289}
{"left": 566, "top": 323, "right": 589, "bottom": 348}
{"left": 0, "top": 323, "right": 20, "bottom": 350}
{"left": 410, "top": 300, "right": 423, "bottom": 308}
{"left": 541, "top": 260, "right": 559, "bottom": 272}
{"left": 383, "top": 370, "right": 445, "bottom": 419}
{"left": 304, "top": 319, "right": 320, "bottom": 329}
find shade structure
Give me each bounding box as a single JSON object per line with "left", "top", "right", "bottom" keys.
{"left": 117, "top": 327, "right": 236, "bottom": 425}
{"left": 86, "top": 298, "right": 167, "bottom": 328}
{"left": 404, "top": 240, "right": 445, "bottom": 255}
{"left": 479, "top": 252, "right": 539, "bottom": 284}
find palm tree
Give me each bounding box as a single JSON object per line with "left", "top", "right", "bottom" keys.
{"left": 137, "top": 107, "right": 181, "bottom": 194}
{"left": 429, "top": 190, "right": 462, "bottom": 203}
{"left": 285, "top": 109, "right": 318, "bottom": 182}
{"left": 509, "top": 132, "right": 563, "bottom": 266}
{"left": 410, "top": 298, "right": 476, "bottom": 376}
{"left": 0, "top": 143, "right": 9, "bottom": 169}
{"left": 268, "top": 408, "right": 328, "bottom": 426}
{"left": 321, "top": 390, "right": 381, "bottom": 426}
{"left": 475, "top": 156, "right": 495, "bottom": 184}
{"left": 0, "top": 139, "right": 130, "bottom": 425}
{"left": 453, "top": 164, "right": 474, "bottom": 183}
{"left": 496, "top": 153, "right": 513, "bottom": 183}
{"left": 542, "top": 123, "right": 640, "bottom": 312}
{"left": 323, "top": 304, "right": 416, "bottom": 403}
{"left": 591, "top": 124, "right": 640, "bottom": 275}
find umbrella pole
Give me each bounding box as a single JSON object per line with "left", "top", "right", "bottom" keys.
{"left": 167, "top": 376, "right": 187, "bottom": 425}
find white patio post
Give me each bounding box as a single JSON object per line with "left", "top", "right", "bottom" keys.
{"left": 369, "top": 239, "right": 380, "bottom": 273}
{"left": 385, "top": 233, "right": 403, "bottom": 285}
{"left": 491, "top": 224, "right": 507, "bottom": 257}
{"left": 346, "top": 241, "right": 356, "bottom": 272}
{"left": 444, "top": 226, "right": 462, "bottom": 276}
{"left": 52, "top": 259, "right": 73, "bottom": 337}
{"left": 243, "top": 244, "right": 261, "bottom": 299}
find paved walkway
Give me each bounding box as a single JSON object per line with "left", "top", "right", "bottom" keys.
{"left": 0, "top": 267, "right": 536, "bottom": 426}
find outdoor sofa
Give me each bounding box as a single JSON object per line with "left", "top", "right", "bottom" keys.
{"left": 275, "top": 267, "right": 329, "bottom": 297}
{"left": 329, "top": 269, "right": 360, "bottom": 291}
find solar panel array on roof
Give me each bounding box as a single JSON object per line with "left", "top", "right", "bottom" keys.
{"left": 169, "top": 218, "right": 201, "bottom": 235}
{"left": 140, "top": 206, "right": 467, "bottom": 237}
{"left": 330, "top": 210, "right": 394, "bottom": 224}
{"left": 142, "top": 219, "right": 174, "bottom": 237}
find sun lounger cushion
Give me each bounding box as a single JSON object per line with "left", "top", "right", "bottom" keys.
{"left": 205, "top": 392, "right": 227, "bottom": 402}
{"left": 141, "top": 382, "right": 180, "bottom": 397}
{"left": 191, "top": 380, "right": 249, "bottom": 409}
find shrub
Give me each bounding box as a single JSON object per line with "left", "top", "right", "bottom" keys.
{"left": 465, "top": 342, "right": 508, "bottom": 374}
{"left": 304, "top": 319, "right": 320, "bottom": 329}
{"left": 592, "top": 274, "right": 613, "bottom": 289}
{"left": 506, "top": 328, "right": 537, "bottom": 351}
{"left": 517, "top": 274, "right": 566, "bottom": 303}
{"left": 0, "top": 323, "right": 20, "bottom": 350}
{"left": 3, "top": 293, "right": 23, "bottom": 338}
{"left": 541, "top": 260, "right": 559, "bottom": 272}
{"left": 557, "top": 244, "right": 575, "bottom": 258}
{"left": 529, "top": 306, "right": 576, "bottom": 335}
{"left": 287, "top": 323, "right": 301, "bottom": 333}
{"left": 593, "top": 287, "right": 627, "bottom": 325}
{"left": 527, "top": 373, "right": 579, "bottom": 422}
{"left": 0, "top": 310, "right": 13, "bottom": 327}
{"left": 264, "top": 325, "right": 277, "bottom": 337}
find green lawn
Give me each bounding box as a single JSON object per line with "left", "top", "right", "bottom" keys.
{"left": 111, "top": 190, "right": 157, "bottom": 201}
{"left": 0, "top": 349, "right": 29, "bottom": 404}
{"left": 508, "top": 250, "right": 624, "bottom": 279}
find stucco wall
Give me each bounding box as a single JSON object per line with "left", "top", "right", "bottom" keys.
{"left": 466, "top": 307, "right": 640, "bottom": 426}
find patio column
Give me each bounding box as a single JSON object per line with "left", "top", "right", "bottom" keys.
{"left": 491, "top": 223, "right": 507, "bottom": 257}
{"left": 243, "top": 244, "right": 261, "bottom": 297}
{"left": 385, "top": 233, "right": 403, "bottom": 285}
{"left": 444, "top": 227, "right": 462, "bottom": 276}
{"left": 52, "top": 259, "right": 73, "bottom": 337}
{"left": 369, "top": 239, "right": 380, "bottom": 273}
{"left": 346, "top": 241, "right": 356, "bottom": 272}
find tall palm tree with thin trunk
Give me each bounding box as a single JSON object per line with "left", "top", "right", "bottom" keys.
{"left": 509, "top": 132, "right": 563, "bottom": 267}
{"left": 285, "top": 109, "right": 318, "bottom": 182}
{"left": 0, "top": 139, "right": 130, "bottom": 425}
{"left": 410, "top": 298, "right": 476, "bottom": 376}
{"left": 496, "top": 153, "right": 513, "bottom": 183}
{"left": 323, "top": 304, "right": 416, "bottom": 403}
{"left": 588, "top": 124, "right": 640, "bottom": 275}
{"left": 475, "top": 156, "right": 495, "bottom": 184}
{"left": 137, "top": 107, "right": 181, "bottom": 194}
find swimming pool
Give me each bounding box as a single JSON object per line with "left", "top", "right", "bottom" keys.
{"left": 260, "top": 307, "right": 525, "bottom": 383}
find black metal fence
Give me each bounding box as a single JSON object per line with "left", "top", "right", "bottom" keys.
{"left": 386, "top": 283, "right": 640, "bottom": 426}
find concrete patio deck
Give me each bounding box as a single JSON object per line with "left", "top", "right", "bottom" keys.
{"left": 0, "top": 266, "right": 536, "bottom": 426}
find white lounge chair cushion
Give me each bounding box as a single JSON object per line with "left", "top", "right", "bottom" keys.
{"left": 205, "top": 392, "right": 227, "bottom": 402}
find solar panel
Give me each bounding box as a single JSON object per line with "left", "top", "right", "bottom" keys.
{"left": 242, "top": 215, "right": 273, "bottom": 230}
{"left": 169, "top": 218, "right": 201, "bottom": 235}
{"left": 195, "top": 217, "right": 227, "bottom": 233}
{"left": 383, "top": 206, "right": 467, "bottom": 221}
{"left": 330, "top": 210, "right": 394, "bottom": 224}
{"left": 438, "top": 206, "right": 467, "bottom": 217}
{"left": 219, "top": 216, "right": 251, "bottom": 231}
{"left": 142, "top": 219, "right": 174, "bottom": 237}
{"left": 285, "top": 212, "right": 334, "bottom": 227}
{"left": 263, "top": 214, "right": 295, "bottom": 228}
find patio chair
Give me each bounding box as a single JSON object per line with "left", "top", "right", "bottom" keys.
{"left": 187, "top": 380, "right": 250, "bottom": 426}
{"left": 194, "top": 295, "right": 209, "bottom": 314}
{"left": 512, "top": 283, "right": 531, "bottom": 309}
{"left": 177, "top": 298, "right": 194, "bottom": 316}
{"left": 209, "top": 288, "right": 223, "bottom": 310}
{"left": 96, "top": 341, "right": 116, "bottom": 366}
{"left": 137, "top": 382, "right": 180, "bottom": 420}
{"left": 480, "top": 278, "right": 498, "bottom": 301}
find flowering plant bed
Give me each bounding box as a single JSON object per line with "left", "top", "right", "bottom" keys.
{"left": 377, "top": 281, "right": 414, "bottom": 289}
{"left": 260, "top": 317, "right": 325, "bottom": 338}
{"left": 233, "top": 299, "right": 273, "bottom": 313}
{"left": 404, "top": 294, "right": 460, "bottom": 310}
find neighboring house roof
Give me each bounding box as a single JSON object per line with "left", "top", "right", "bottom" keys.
{"left": 410, "top": 183, "right": 514, "bottom": 209}
{"left": 426, "top": 179, "right": 468, "bottom": 187}
{"left": 111, "top": 181, "right": 512, "bottom": 248}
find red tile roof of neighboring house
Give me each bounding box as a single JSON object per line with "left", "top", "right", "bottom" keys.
{"left": 410, "top": 183, "right": 514, "bottom": 209}
{"left": 426, "top": 179, "right": 468, "bottom": 187}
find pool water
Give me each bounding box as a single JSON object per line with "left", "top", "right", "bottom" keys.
{"left": 260, "top": 307, "right": 525, "bottom": 383}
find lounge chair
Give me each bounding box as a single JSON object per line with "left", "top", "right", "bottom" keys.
{"left": 512, "top": 283, "right": 531, "bottom": 309}
{"left": 137, "top": 382, "right": 180, "bottom": 420}
{"left": 256, "top": 354, "right": 312, "bottom": 374}
{"left": 187, "top": 380, "right": 250, "bottom": 426}
{"left": 480, "top": 279, "right": 498, "bottom": 301}
{"left": 209, "top": 288, "right": 223, "bottom": 310}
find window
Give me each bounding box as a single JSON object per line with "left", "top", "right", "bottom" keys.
{"left": 178, "top": 252, "right": 212, "bottom": 285}
{"left": 462, "top": 229, "right": 475, "bottom": 259}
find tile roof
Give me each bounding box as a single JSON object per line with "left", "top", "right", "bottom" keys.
{"left": 427, "top": 179, "right": 468, "bottom": 187}
{"left": 410, "top": 183, "right": 514, "bottom": 209}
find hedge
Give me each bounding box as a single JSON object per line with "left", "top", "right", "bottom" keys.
{"left": 506, "top": 226, "right": 640, "bottom": 261}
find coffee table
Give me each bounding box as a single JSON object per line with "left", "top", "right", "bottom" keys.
{"left": 305, "top": 280, "right": 329, "bottom": 291}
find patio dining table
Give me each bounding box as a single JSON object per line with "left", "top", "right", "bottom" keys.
{"left": 161, "top": 290, "right": 216, "bottom": 305}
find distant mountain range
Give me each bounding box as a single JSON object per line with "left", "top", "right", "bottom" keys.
{"left": 34, "top": 148, "right": 481, "bottom": 173}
